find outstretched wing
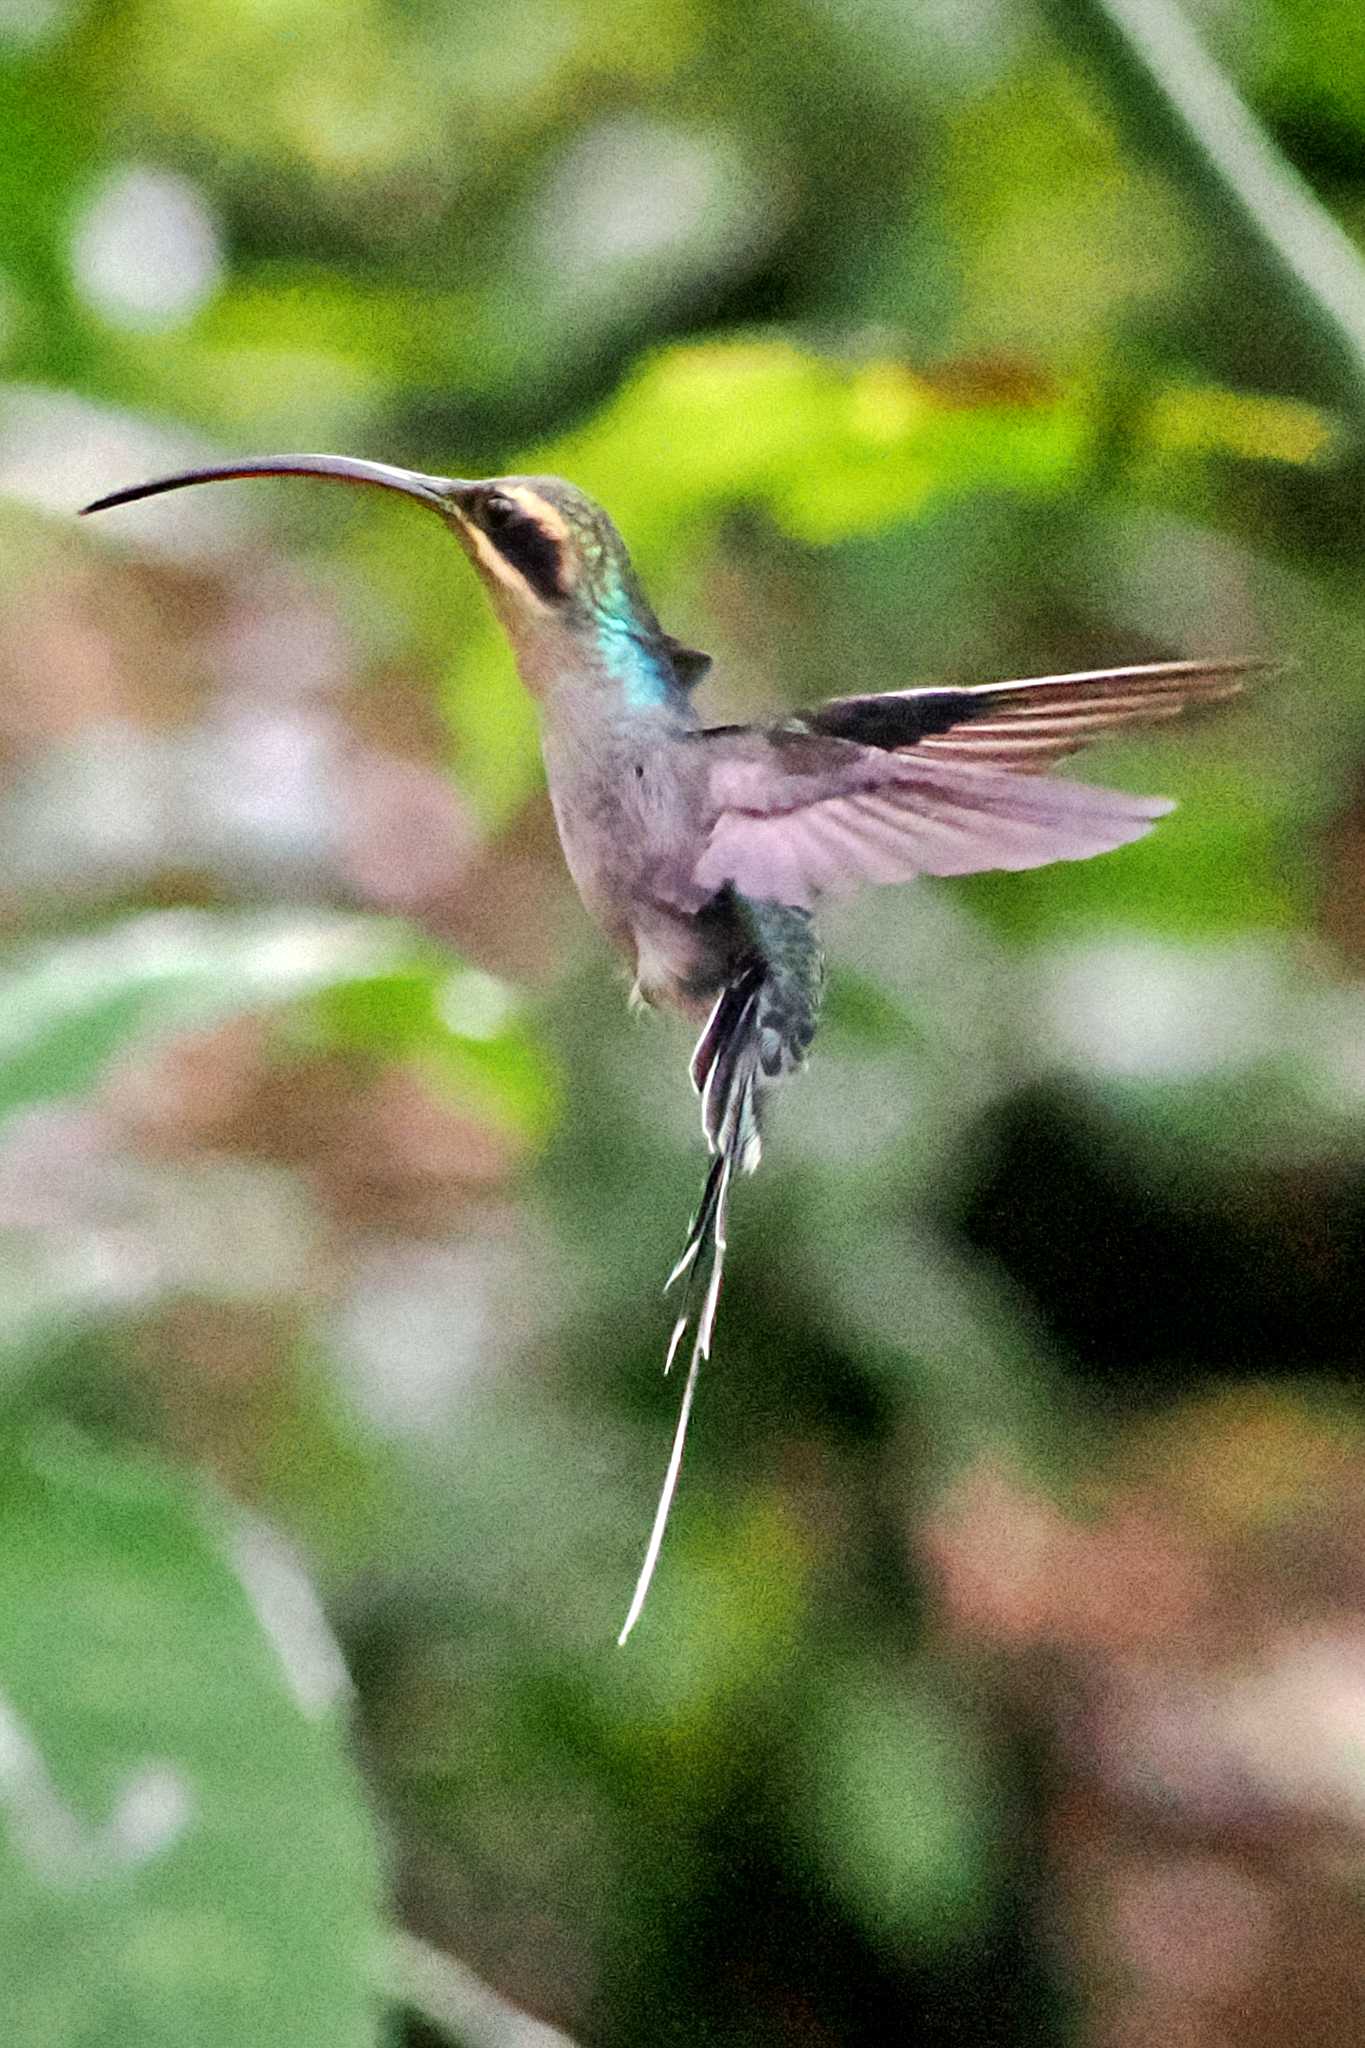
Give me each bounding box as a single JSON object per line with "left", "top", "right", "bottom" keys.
{"left": 690, "top": 658, "right": 1257, "bottom": 909}
{"left": 802, "top": 657, "right": 1254, "bottom": 771}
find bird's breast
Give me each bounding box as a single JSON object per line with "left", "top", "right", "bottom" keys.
{"left": 539, "top": 715, "right": 726, "bottom": 1012}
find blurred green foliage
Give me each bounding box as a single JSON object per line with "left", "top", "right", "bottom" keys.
{"left": 0, "top": 1423, "right": 381, "bottom": 2047}
{"left": 2, "top": 0, "right": 1365, "bottom": 2044}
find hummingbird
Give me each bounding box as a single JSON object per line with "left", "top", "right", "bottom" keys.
{"left": 82, "top": 453, "right": 1256, "bottom": 1639}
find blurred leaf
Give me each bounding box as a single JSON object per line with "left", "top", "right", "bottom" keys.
{"left": 301, "top": 962, "right": 558, "bottom": 1138}
{"left": 0, "top": 1422, "right": 382, "bottom": 2047}
{"left": 551, "top": 338, "right": 1087, "bottom": 548}
{"left": 1032, "top": 931, "right": 1365, "bottom": 1176}
{"left": 0, "top": 911, "right": 553, "bottom": 1140}
{"left": 1143, "top": 381, "right": 1341, "bottom": 468}
{"left": 0, "top": 913, "right": 397, "bottom": 1119}
{"left": 798, "top": 1654, "right": 995, "bottom": 1950}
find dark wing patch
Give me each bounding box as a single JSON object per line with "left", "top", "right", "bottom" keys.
{"left": 803, "top": 658, "right": 1259, "bottom": 774}
{"left": 803, "top": 688, "right": 981, "bottom": 748}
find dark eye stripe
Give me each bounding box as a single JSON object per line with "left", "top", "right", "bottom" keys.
{"left": 481, "top": 501, "right": 565, "bottom": 603}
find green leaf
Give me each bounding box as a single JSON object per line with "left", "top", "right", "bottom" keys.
{"left": 798, "top": 1655, "right": 995, "bottom": 1951}
{"left": 0, "top": 912, "right": 400, "bottom": 1120}
{"left": 0, "top": 1422, "right": 383, "bottom": 2048}
{"left": 296, "top": 961, "right": 559, "bottom": 1139}
{"left": 0, "top": 911, "right": 555, "bottom": 1140}
{"left": 546, "top": 338, "right": 1087, "bottom": 554}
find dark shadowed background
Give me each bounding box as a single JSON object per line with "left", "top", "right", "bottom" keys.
{"left": 1, "top": 1, "right": 1364, "bottom": 2043}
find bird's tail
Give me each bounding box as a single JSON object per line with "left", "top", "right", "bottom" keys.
{"left": 617, "top": 912, "right": 822, "bottom": 1644}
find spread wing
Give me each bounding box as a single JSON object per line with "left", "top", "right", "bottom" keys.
{"left": 690, "top": 658, "right": 1257, "bottom": 909}
{"left": 801, "top": 658, "right": 1253, "bottom": 770}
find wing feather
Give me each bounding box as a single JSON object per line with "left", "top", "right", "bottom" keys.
{"left": 805, "top": 657, "right": 1258, "bottom": 772}
{"left": 687, "top": 657, "right": 1260, "bottom": 908}
{"left": 693, "top": 747, "right": 1174, "bottom": 907}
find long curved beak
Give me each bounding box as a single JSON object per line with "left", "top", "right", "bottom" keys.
{"left": 80, "top": 453, "right": 474, "bottom": 519}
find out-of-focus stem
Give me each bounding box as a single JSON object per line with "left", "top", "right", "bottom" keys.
{"left": 1063, "top": 0, "right": 1365, "bottom": 423}
{"left": 384, "top": 1930, "right": 581, "bottom": 2048}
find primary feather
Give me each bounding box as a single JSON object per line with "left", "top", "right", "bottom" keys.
{"left": 689, "top": 658, "right": 1258, "bottom": 908}
{"left": 802, "top": 657, "right": 1250, "bottom": 767}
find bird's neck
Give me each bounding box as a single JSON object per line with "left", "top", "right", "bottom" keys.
{"left": 593, "top": 613, "right": 687, "bottom": 713}
{"left": 510, "top": 608, "right": 692, "bottom": 722}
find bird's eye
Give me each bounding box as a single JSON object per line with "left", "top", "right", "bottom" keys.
{"left": 473, "top": 490, "right": 568, "bottom": 603}
{"left": 480, "top": 493, "right": 520, "bottom": 532}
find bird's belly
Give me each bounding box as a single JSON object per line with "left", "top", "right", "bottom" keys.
{"left": 548, "top": 801, "right": 725, "bottom": 1014}
{"left": 630, "top": 907, "right": 728, "bottom": 1018}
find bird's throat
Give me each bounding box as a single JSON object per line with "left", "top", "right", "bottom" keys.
{"left": 594, "top": 615, "right": 680, "bottom": 711}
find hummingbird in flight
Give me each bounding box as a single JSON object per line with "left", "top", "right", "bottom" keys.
{"left": 82, "top": 453, "right": 1256, "bottom": 1639}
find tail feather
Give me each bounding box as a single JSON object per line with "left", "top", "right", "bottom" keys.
{"left": 618, "top": 907, "right": 823, "bottom": 1645}
{"left": 617, "top": 981, "right": 765, "bottom": 1647}
{"left": 618, "top": 1149, "right": 737, "bottom": 1646}
{"left": 691, "top": 961, "right": 766, "bottom": 1169}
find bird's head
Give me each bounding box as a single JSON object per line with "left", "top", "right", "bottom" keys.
{"left": 81, "top": 455, "right": 704, "bottom": 700}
